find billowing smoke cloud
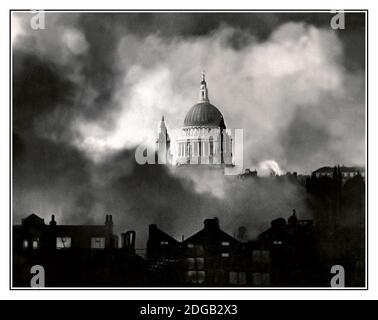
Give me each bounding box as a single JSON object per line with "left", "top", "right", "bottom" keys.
{"left": 12, "top": 12, "right": 365, "bottom": 246}
{"left": 73, "top": 21, "right": 365, "bottom": 173}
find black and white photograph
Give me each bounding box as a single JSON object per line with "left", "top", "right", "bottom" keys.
{"left": 10, "top": 10, "right": 367, "bottom": 288}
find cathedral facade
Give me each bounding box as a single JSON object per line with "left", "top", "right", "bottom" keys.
{"left": 156, "top": 73, "right": 233, "bottom": 166}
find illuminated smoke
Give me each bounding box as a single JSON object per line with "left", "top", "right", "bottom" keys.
{"left": 258, "top": 160, "right": 283, "bottom": 176}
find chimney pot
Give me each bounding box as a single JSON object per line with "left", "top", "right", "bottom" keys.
{"left": 204, "top": 218, "right": 219, "bottom": 230}
{"left": 49, "top": 214, "right": 56, "bottom": 226}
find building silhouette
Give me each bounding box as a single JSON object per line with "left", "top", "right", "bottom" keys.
{"left": 146, "top": 213, "right": 317, "bottom": 287}
{"left": 13, "top": 214, "right": 144, "bottom": 287}
{"left": 306, "top": 166, "right": 365, "bottom": 287}
{"left": 257, "top": 211, "right": 318, "bottom": 286}
{"left": 313, "top": 165, "right": 365, "bottom": 182}
{"left": 12, "top": 166, "right": 365, "bottom": 287}
{"left": 13, "top": 212, "right": 317, "bottom": 287}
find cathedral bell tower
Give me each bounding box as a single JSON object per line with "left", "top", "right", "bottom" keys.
{"left": 156, "top": 115, "right": 172, "bottom": 164}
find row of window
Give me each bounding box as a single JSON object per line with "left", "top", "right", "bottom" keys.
{"left": 185, "top": 250, "right": 269, "bottom": 264}
{"left": 185, "top": 254, "right": 231, "bottom": 271}
{"left": 186, "top": 242, "right": 229, "bottom": 248}
{"left": 162, "top": 242, "right": 230, "bottom": 248}
{"left": 252, "top": 250, "right": 270, "bottom": 263}
{"left": 22, "top": 237, "right": 106, "bottom": 250}
{"left": 186, "top": 257, "right": 205, "bottom": 270}
{"left": 162, "top": 243, "right": 269, "bottom": 262}
{"left": 185, "top": 271, "right": 271, "bottom": 285}
{"left": 23, "top": 239, "right": 39, "bottom": 250}
{"left": 316, "top": 172, "right": 364, "bottom": 178}
{"left": 186, "top": 270, "right": 205, "bottom": 284}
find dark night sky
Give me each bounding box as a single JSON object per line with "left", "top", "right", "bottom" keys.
{"left": 12, "top": 12, "right": 366, "bottom": 244}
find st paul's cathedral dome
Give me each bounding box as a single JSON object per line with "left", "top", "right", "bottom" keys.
{"left": 156, "top": 72, "right": 233, "bottom": 166}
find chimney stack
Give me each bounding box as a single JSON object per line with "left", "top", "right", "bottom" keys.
{"left": 122, "top": 231, "right": 136, "bottom": 252}
{"left": 204, "top": 218, "right": 220, "bottom": 230}
{"left": 49, "top": 214, "right": 56, "bottom": 226}
{"left": 105, "top": 214, "right": 113, "bottom": 226}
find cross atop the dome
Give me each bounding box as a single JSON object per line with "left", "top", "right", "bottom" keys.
{"left": 201, "top": 70, "right": 206, "bottom": 84}
{"left": 199, "top": 71, "right": 209, "bottom": 102}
